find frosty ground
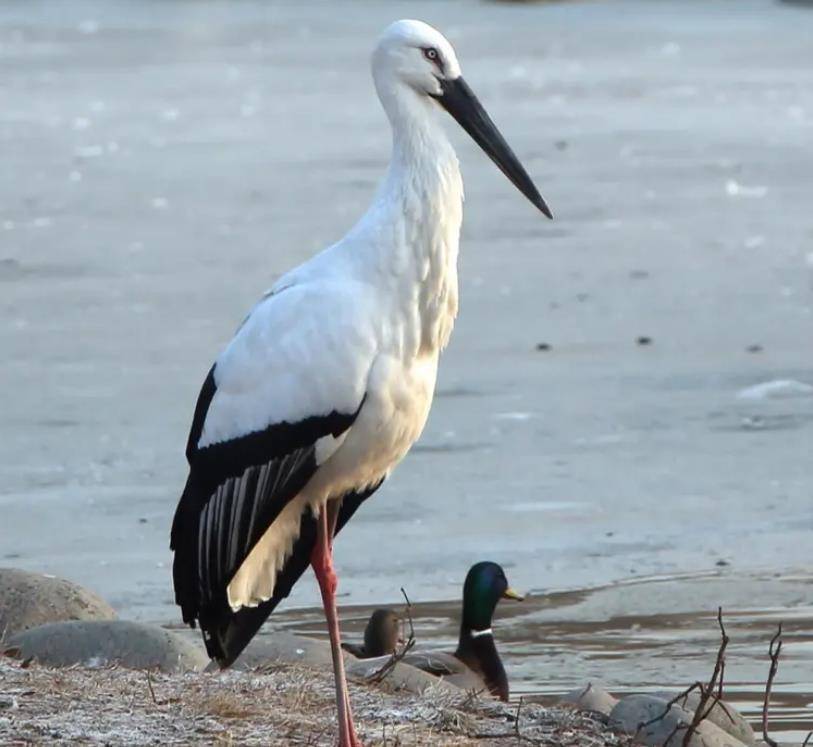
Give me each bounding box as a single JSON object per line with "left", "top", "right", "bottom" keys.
{"left": 0, "top": 658, "right": 630, "bottom": 747}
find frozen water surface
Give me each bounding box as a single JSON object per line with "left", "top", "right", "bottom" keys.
{"left": 1, "top": 0, "right": 811, "bottom": 733}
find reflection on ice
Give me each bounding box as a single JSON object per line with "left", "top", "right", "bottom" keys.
{"left": 737, "top": 380, "right": 813, "bottom": 400}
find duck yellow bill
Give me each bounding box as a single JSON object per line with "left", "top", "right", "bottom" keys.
{"left": 502, "top": 587, "right": 525, "bottom": 601}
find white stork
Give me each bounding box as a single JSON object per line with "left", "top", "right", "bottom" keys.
{"left": 171, "top": 19, "right": 550, "bottom": 746}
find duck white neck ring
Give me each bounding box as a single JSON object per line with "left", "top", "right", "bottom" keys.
{"left": 469, "top": 627, "right": 493, "bottom": 638}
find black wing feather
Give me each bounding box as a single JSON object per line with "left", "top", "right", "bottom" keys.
{"left": 201, "top": 479, "right": 383, "bottom": 665}
{"left": 171, "top": 365, "right": 363, "bottom": 634}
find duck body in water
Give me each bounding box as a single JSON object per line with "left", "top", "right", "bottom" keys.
{"left": 352, "top": 562, "right": 523, "bottom": 700}
{"left": 411, "top": 561, "right": 523, "bottom": 700}
{"left": 341, "top": 609, "right": 402, "bottom": 658}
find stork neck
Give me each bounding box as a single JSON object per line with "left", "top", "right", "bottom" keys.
{"left": 373, "top": 76, "right": 459, "bottom": 183}
{"left": 382, "top": 102, "right": 462, "bottom": 352}
{"left": 347, "top": 80, "right": 462, "bottom": 353}
{"left": 391, "top": 106, "right": 455, "bottom": 172}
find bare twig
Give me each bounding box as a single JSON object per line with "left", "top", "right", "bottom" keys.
{"left": 400, "top": 587, "right": 415, "bottom": 643}
{"left": 637, "top": 681, "right": 702, "bottom": 733}
{"left": 514, "top": 696, "right": 524, "bottom": 739}
{"left": 470, "top": 702, "right": 540, "bottom": 747}
{"left": 665, "top": 722, "right": 683, "bottom": 745}
{"left": 681, "top": 607, "right": 729, "bottom": 746}
{"left": 762, "top": 623, "right": 783, "bottom": 747}
{"left": 637, "top": 608, "right": 732, "bottom": 746}
{"left": 145, "top": 669, "right": 157, "bottom": 705}
{"left": 801, "top": 730, "right": 812, "bottom": 747}
{"left": 703, "top": 692, "right": 736, "bottom": 726}
{"left": 462, "top": 687, "right": 486, "bottom": 711}
{"left": 718, "top": 657, "right": 725, "bottom": 701}
{"left": 368, "top": 587, "right": 416, "bottom": 683}
{"left": 468, "top": 733, "right": 539, "bottom": 744}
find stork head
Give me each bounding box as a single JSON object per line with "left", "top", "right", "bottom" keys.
{"left": 372, "top": 20, "right": 462, "bottom": 97}
{"left": 373, "top": 20, "right": 552, "bottom": 219}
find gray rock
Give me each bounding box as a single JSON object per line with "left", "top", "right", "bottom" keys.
{"left": 610, "top": 694, "right": 693, "bottom": 745}
{"left": 226, "top": 632, "right": 462, "bottom": 697}
{"left": 227, "top": 631, "right": 337, "bottom": 670}
{"left": 5, "top": 620, "right": 209, "bottom": 673}
{"left": 560, "top": 682, "right": 618, "bottom": 716}
{"left": 0, "top": 568, "right": 116, "bottom": 640}
{"left": 610, "top": 694, "right": 748, "bottom": 747}
{"left": 653, "top": 690, "right": 756, "bottom": 745}
{"left": 691, "top": 721, "right": 750, "bottom": 747}
{"left": 346, "top": 655, "right": 463, "bottom": 696}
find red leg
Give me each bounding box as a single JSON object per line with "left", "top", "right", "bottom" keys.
{"left": 311, "top": 500, "right": 362, "bottom": 747}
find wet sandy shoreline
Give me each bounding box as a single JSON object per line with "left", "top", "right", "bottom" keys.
{"left": 255, "top": 569, "right": 813, "bottom": 741}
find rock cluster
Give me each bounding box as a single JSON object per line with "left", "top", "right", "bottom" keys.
{"left": 559, "top": 683, "right": 757, "bottom": 747}
{"left": 1, "top": 569, "right": 205, "bottom": 674}
{"left": 0, "top": 568, "right": 463, "bottom": 695}
{"left": 0, "top": 568, "right": 116, "bottom": 638}
{"left": 6, "top": 620, "right": 208, "bottom": 673}
{"left": 0, "top": 567, "right": 765, "bottom": 746}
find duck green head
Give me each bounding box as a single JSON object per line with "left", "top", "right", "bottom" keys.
{"left": 460, "top": 561, "right": 524, "bottom": 633}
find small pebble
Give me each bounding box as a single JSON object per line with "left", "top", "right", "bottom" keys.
{"left": 554, "top": 139, "right": 568, "bottom": 150}
{"left": 629, "top": 269, "right": 649, "bottom": 279}
{"left": 636, "top": 336, "right": 652, "bottom": 346}
{"left": 536, "top": 343, "right": 552, "bottom": 351}
{"left": 138, "top": 518, "right": 148, "bottom": 524}
{"left": 746, "top": 344, "right": 762, "bottom": 353}
{"left": 715, "top": 559, "right": 730, "bottom": 567}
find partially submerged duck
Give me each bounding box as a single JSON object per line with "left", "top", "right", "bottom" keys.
{"left": 406, "top": 561, "right": 523, "bottom": 700}
{"left": 341, "top": 609, "right": 402, "bottom": 659}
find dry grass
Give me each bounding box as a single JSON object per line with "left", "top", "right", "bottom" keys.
{"left": 0, "top": 657, "right": 632, "bottom": 746}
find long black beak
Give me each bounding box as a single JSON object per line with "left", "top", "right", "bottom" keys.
{"left": 432, "top": 77, "right": 552, "bottom": 219}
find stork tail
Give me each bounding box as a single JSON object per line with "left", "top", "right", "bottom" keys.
{"left": 198, "top": 482, "right": 381, "bottom": 667}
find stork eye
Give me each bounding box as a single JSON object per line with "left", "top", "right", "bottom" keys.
{"left": 422, "top": 47, "right": 440, "bottom": 63}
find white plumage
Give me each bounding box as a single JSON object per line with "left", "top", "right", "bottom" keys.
{"left": 198, "top": 22, "right": 466, "bottom": 608}
{"left": 171, "top": 18, "right": 549, "bottom": 746}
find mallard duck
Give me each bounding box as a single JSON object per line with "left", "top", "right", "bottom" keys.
{"left": 341, "top": 609, "right": 402, "bottom": 659}
{"left": 358, "top": 562, "right": 520, "bottom": 700}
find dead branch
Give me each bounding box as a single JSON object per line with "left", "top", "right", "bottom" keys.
{"left": 514, "top": 696, "right": 524, "bottom": 739}
{"left": 762, "top": 623, "right": 783, "bottom": 747}
{"left": 665, "top": 722, "right": 683, "bottom": 745}
{"left": 461, "top": 687, "right": 487, "bottom": 711}
{"left": 635, "top": 608, "right": 732, "bottom": 746}
{"left": 367, "top": 587, "right": 416, "bottom": 684}
{"left": 467, "top": 733, "right": 539, "bottom": 744}
{"left": 637, "top": 681, "right": 702, "bottom": 733}
{"left": 680, "top": 606, "right": 730, "bottom": 746}
{"left": 718, "top": 657, "right": 725, "bottom": 701}
{"left": 469, "top": 702, "right": 540, "bottom": 747}
{"left": 145, "top": 669, "right": 157, "bottom": 705}
{"left": 801, "top": 731, "right": 812, "bottom": 747}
